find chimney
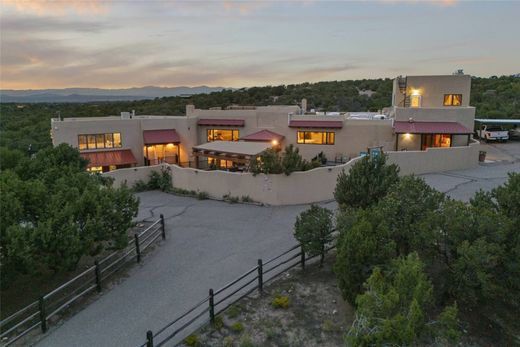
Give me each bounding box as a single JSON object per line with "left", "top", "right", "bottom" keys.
{"left": 186, "top": 104, "right": 195, "bottom": 116}
{"left": 301, "top": 98, "right": 307, "bottom": 114}
{"left": 131, "top": 110, "right": 135, "bottom": 118}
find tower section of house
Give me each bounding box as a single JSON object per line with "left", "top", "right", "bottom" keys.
{"left": 391, "top": 73, "right": 475, "bottom": 151}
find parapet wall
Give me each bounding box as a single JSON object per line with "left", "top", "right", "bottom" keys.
{"left": 105, "top": 142, "right": 479, "bottom": 205}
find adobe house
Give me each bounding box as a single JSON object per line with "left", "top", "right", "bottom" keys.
{"left": 51, "top": 73, "right": 475, "bottom": 173}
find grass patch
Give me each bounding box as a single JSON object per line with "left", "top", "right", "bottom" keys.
{"left": 184, "top": 334, "right": 199, "bottom": 346}
{"left": 226, "top": 304, "right": 242, "bottom": 319}
{"left": 271, "top": 294, "right": 290, "bottom": 309}
{"left": 231, "top": 322, "right": 244, "bottom": 333}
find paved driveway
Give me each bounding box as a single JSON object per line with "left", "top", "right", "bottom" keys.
{"left": 35, "top": 194, "right": 336, "bottom": 347}
{"left": 34, "top": 142, "right": 519, "bottom": 347}
{"left": 421, "top": 141, "right": 520, "bottom": 201}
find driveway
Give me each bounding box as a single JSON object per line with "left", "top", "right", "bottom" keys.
{"left": 35, "top": 194, "right": 336, "bottom": 347}
{"left": 421, "top": 141, "right": 520, "bottom": 201}
{"left": 34, "top": 142, "right": 519, "bottom": 347}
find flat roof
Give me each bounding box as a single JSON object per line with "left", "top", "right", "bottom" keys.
{"left": 192, "top": 141, "right": 272, "bottom": 156}
{"left": 475, "top": 118, "right": 520, "bottom": 125}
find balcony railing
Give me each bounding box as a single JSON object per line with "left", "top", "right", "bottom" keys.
{"left": 145, "top": 156, "right": 178, "bottom": 166}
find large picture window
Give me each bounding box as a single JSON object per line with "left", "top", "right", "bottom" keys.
{"left": 296, "top": 131, "right": 335, "bottom": 145}
{"left": 207, "top": 129, "right": 239, "bottom": 142}
{"left": 421, "top": 134, "right": 451, "bottom": 150}
{"left": 443, "top": 94, "right": 462, "bottom": 106}
{"left": 78, "top": 132, "right": 122, "bottom": 150}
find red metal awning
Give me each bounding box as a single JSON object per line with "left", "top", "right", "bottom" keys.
{"left": 81, "top": 150, "right": 137, "bottom": 168}
{"left": 143, "top": 129, "right": 180, "bottom": 144}
{"left": 240, "top": 129, "right": 285, "bottom": 142}
{"left": 197, "top": 119, "right": 245, "bottom": 127}
{"left": 394, "top": 121, "right": 472, "bottom": 134}
{"left": 288, "top": 120, "right": 343, "bottom": 129}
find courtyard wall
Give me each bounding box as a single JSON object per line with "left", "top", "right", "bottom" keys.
{"left": 104, "top": 141, "right": 479, "bottom": 205}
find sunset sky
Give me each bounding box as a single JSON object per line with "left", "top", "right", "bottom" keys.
{"left": 1, "top": 0, "right": 519, "bottom": 90}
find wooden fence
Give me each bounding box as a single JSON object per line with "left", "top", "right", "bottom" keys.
{"left": 139, "top": 232, "right": 337, "bottom": 347}
{"left": 0, "top": 215, "right": 166, "bottom": 347}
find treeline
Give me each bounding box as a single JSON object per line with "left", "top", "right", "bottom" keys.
{"left": 295, "top": 155, "right": 520, "bottom": 345}
{"left": 1, "top": 76, "right": 518, "bottom": 154}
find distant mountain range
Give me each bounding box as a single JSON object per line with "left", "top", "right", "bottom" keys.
{"left": 0, "top": 86, "right": 228, "bottom": 103}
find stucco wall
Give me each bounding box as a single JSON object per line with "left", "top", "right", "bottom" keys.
{"left": 104, "top": 141, "right": 479, "bottom": 205}
{"left": 387, "top": 140, "right": 479, "bottom": 175}
{"left": 394, "top": 106, "right": 476, "bottom": 130}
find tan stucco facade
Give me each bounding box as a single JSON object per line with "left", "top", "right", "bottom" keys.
{"left": 52, "top": 74, "right": 479, "bottom": 191}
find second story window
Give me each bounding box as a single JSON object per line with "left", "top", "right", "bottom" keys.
{"left": 78, "top": 132, "right": 122, "bottom": 150}
{"left": 207, "top": 129, "right": 239, "bottom": 142}
{"left": 443, "top": 94, "right": 462, "bottom": 106}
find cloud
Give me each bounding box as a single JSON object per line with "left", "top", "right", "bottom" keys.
{"left": 379, "top": 0, "right": 458, "bottom": 7}
{"left": 0, "top": 16, "right": 116, "bottom": 34}
{"left": 1, "top": 0, "right": 110, "bottom": 16}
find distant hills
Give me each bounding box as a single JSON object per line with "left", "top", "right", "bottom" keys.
{"left": 0, "top": 86, "right": 228, "bottom": 103}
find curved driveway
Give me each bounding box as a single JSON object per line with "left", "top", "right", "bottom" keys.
{"left": 35, "top": 193, "right": 335, "bottom": 347}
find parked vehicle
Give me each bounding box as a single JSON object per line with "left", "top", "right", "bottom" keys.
{"left": 476, "top": 125, "right": 509, "bottom": 142}
{"left": 508, "top": 127, "right": 520, "bottom": 140}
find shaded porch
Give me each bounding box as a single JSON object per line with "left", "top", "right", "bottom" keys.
{"left": 394, "top": 121, "right": 472, "bottom": 151}
{"left": 192, "top": 141, "right": 273, "bottom": 171}
{"left": 143, "top": 129, "right": 181, "bottom": 165}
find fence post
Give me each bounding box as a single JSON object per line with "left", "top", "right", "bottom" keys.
{"left": 38, "top": 296, "right": 47, "bottom": 333}
{"left": 135, "top": 233, "right": 141, "bottom": 263}
{"left": 146, "top": 330, "right": 154, "bottom": 347}
{"left": 94, "top": 260, "right": 102, "bottom": 292}
{"left": 160, "top": 214, "right": 166, "bottom": 240}
{"left": 257, "top": 259, "right": 263, "bottom": 293}
{"left": 301, "top": 245, "right": 306, "bottom": 270}
{"left": 209, "top": 289, "right": 215, "bottom": 323}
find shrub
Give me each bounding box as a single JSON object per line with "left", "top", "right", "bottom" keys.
{"left": 271, "top": 294, "right": 290, "bottom": 309}
{"left": 212, "top": 315, "right": 224, "bottom": 331}
{"left": 222, "top": 336, "right": 234, "bottom": 347}
{"left": 294, "top": 204, "right": 333, "bottom": 266}
{"left": 334, "top": 154, "right": 399, "bottom": 210}
{"left": 231, "top": 322, "right": 244, "bottom": 333}
{"left": 184, "top": 334, "right": 199, "bottom": 346}
{"left": 132, "top": 179, "right": 148, "bottom": 192}
{"left": 197, "top": 191, "right": 209, "bottom": 200}
{"left": 238, "top": 334, "right": 255, "bottom": 347}
{"left": 241, "top": 195, "right": 252, "bottom": 203}
{"left": 148, "top": 168, "right": 172, "bottom": 192}
{"left": 226, "top": 304, "right": 242, "bottom": 319}
{"left": 346, "top": 253, "right": 459, "bottom": 346}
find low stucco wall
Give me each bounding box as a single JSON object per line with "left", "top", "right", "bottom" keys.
{"left": 168, "top": 158, "right": 361, "bottom": 205}
{"left": 104, "top": 141, "right": 479, "bottom": 205}
{"left": 103, "top": 164, "right": 165, "bottom": 187}
{"left": 387, "top": 140, "right": 479, "bottom": 175}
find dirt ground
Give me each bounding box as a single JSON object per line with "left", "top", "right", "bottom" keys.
{"left": 182, "top": 255, "right": 354, "bottom": 347}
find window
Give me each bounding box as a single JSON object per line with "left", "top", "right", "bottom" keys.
{"left": 422, "top": 134, "right": 452, "bottom": 150}
{"left": 78, "top": 132, "right": 122, "bottom": 150}
{"left": 78, "top": 135, "right": 87, "bottom": 150}
{"left": 410, "top": 95, "right": 422, "bottom": 108}
{"left": 297, "top": 131, "right": 335, "bottom": 145}
{"left": 443, "top": 94, "right": 462, "bottom": 106}
{"left": 87, "top": 166, "right": 103, "bottom": 173}
{"left": 207, "top": 129, "right": 239, "bottom": 142}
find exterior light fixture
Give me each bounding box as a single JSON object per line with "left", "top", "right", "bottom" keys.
{"left": 272, "top": 140, "right": 278, "bottom": 146}
{"left": 404, "top": 133, "right": 412, "bottom": 139}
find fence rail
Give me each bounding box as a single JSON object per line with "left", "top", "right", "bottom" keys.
{"left": 141, "top": 231, "right": 337, "bottom": 347}
{"left": 0, "top": 215, "right": 166, "bottom": 347}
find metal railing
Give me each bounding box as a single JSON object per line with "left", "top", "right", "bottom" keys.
{"left": 140, "top": 232, "right": 337, "bottom": 347}
{"left": 0, "top": 215, "right": 166, "bottom": 347}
